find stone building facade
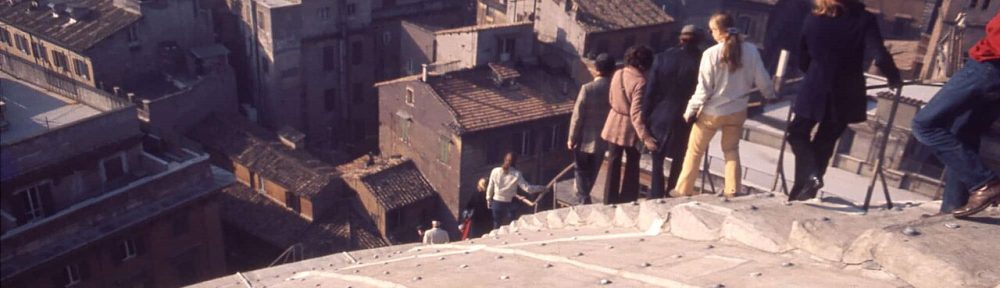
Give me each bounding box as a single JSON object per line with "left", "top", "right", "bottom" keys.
{"left": 376, "top": 62, "right": 577, "bottom": 223}
{"left": 0, "top": 75, "right": 231, "bottom": 288}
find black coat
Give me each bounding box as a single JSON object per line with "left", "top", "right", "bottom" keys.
{"left": 646, "top": 44, "right": 703, "bottom": 141}
{"left": 797, "top": 2, "right": 901, "bottom": 124}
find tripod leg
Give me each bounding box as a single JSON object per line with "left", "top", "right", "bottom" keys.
{"left": 863, "top": 165, "right": 881, "bottom": 213}
{"left": 704, "top": 155, "right": 717, "bottom": 194}
{"left": 878, "top": 169, "right": 894, "bottom": 209}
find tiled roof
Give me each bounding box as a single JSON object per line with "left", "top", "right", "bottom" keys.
{"left": 435, "top": 22, "right": 532, "bottom": 35}
{"left": 340, "top": 157, "right": 437, "bottom": 211}
{"left": 426, "top": 66, "right": 577, "bottom": 133}
{"left": 219, "top": 186, "right": 386, "bottom": 256}
{"left": 0, "top": 0, "right": 140, "bottom": 52}
{"left": 187, "top": 115, "right": 340, "bottom": 198}
{"left": 573, "top": 0, "right": 673, "bottom": 33}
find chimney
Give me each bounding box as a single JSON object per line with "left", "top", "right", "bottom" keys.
{"left": 126, "top": 92, "right": 135, "bottom": 103}
{"left": 277, "top": 126, "right": 306, "bottom": 150}
{"left": 113, "top": 86, "right": 121, "bottom": 96}
{"left": 421, "top": 64, "right": 429, "bottom": 82}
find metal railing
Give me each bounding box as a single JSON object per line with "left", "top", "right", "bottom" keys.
{"left": 524, "top": 164, "right": 576, "bottom": 213}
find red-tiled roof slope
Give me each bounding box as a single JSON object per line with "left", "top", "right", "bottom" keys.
{"left": 427, "top": 66, "right": 576, "bottom": 133}
{"left": 573, "top": 0, "right": 674, "bottom": 33}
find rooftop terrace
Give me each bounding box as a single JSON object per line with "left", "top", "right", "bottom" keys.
{"left": 0, "top": 73, "right": 101, "bottom": 145}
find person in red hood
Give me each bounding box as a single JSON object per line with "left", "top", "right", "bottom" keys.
{"left": 912, "top": 13, "right": 1000, "bottom": 218}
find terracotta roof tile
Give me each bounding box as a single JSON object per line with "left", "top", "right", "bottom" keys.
{"left": 188, "top": 115, "right": 340, "bottom": 198}
{"left": 340, "top": 157, "right": 437, "bottom": 211}
{"left": 573, "top": 0, "right": 673, "bottom": 33}
{"left": 426, "top": 66, "right": 576, "bottom": 133}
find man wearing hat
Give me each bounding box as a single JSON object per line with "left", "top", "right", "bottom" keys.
{"left": 567, "top": 53, "right": 615, "bottom": 204}
{"left": 646, "top": 25, "right": 706, "bottom": 198}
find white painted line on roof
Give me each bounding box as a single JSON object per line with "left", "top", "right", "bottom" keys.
{"left": 288, "top": 271, "right": 408, "bottom": 288}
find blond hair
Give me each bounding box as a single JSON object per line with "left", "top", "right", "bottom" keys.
{"left": 813, "top": 0, "right": 854, "bottom": 17}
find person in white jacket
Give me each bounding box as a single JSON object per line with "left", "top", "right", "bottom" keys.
{"left": 675, "top": 12, "right": 776, "bottom": 197}
{"left": 486, "top": 152, "right": 546, "bottom": 229}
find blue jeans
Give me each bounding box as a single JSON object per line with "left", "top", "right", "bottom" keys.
{"left": 490, "top": 201, "right": 514, "bottom": 229}
{"left": 912, "top": 60, "right": 1000, "bottom": 213}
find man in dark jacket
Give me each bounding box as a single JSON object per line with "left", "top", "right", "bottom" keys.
{"left": 646, "top": 25, "right": 705, "bottom": 198}
{"left": 567, "top": 54, "right": 614, "bottom": 204}
{"left": 788, "top": 0, "right": 901, "bottom": 201}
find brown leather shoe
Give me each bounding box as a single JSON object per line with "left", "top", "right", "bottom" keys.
{"left": 953, "top": 180, "right": 1000, "bottom": 218}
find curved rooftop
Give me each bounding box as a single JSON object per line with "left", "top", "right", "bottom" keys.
{"left": 191, "top": 193, "right": 999, "bottom": 288}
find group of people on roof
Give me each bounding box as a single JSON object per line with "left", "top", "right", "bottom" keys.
{"left": 459, "top": 0, "right": 1000, "bottom": 238}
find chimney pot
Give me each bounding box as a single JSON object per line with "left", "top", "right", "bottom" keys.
{"left": 421, "top": 64, "right": 429, "bottom": 82}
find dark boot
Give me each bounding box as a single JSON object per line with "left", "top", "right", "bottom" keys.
{"left": 791, "top": 176, "right": 823, "bottom": 201}
{"left": 953, "top": 180, "right": 1000, "bottom": 218}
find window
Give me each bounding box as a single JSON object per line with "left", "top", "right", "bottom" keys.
{"left": 352, "top": 83, "right": 364, "bottom": 104}
{"left": 351, "top": 41, "right": 363, "bottom": 65}
{"left": 252, "top": 174, "right": 266, "bottom": 194}
{"left": 52, "top": 51, "right": 68, "bottom": 71}
{"left": 100, "top": 153, "right": 127, "bottom": 183}
{"left": 125, "top": 25, "right": 139, "bottom": 45}
{"left": 172, "top": 213, "right": 189, "bottom": 236}
{"left": 404, "top": 88, "right": 415, "bottom": 106}
{"left": 346, "top": 3, "right": 357, "bottom": 16}
{"left": 398, "top": 117, "right": 411, "bottom": 143}
{"left": 512, "top": 130, "right": 535, "bottom": 156}
{"left": 318, "top": 7, "right": 331, "bottom": 19}
{"left": 499, "top": 38, "right": 516, "bottom": 60}
{"left": 553, "top": 123, "right": 568, "bottom": 151}
{"left": 0, "top": 27, "right": 10, "bottom": 46}
{"left": 14, "top": 34, "right": 30, "bottom": 55}
{"left": 382, "top": 31, "right": 392, "bottom": 45}
{"left": 16, "top": 181, "right": 51, "bottom": 223}
{"left": 73, "top": 59, "right": 90, "bottom": 79}
{"left": 65, "top": 264, "right": 81, "bottom": 286}
{"left": 981, "top": 0, "right": 992, "bottom": 10}
{"left": 539, "top": 126, "right": 554, "bottom": 153}
{"left": 285, "top": 192, "right": 300, "bottom": 212}
{"left": 737, "top": 16, "right": 753, "bottom": 35}
{"left": 324, "top": 88, "right": 338, "bottom": 111}
{"left": 438, "top": 135, "right": 452, "bottom": 163}
{"left": 30, "top": 42, "right": 48, "bottom": 63}
{"left": 122, "top": 239, "right": 139, "bottom": 260}
{"left": 322, "top": 46, "right": 335, "bottom": 71}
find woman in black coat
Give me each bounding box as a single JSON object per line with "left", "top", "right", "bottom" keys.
{"left": 788, "top": 0, "right": 901, "bottom": 201}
